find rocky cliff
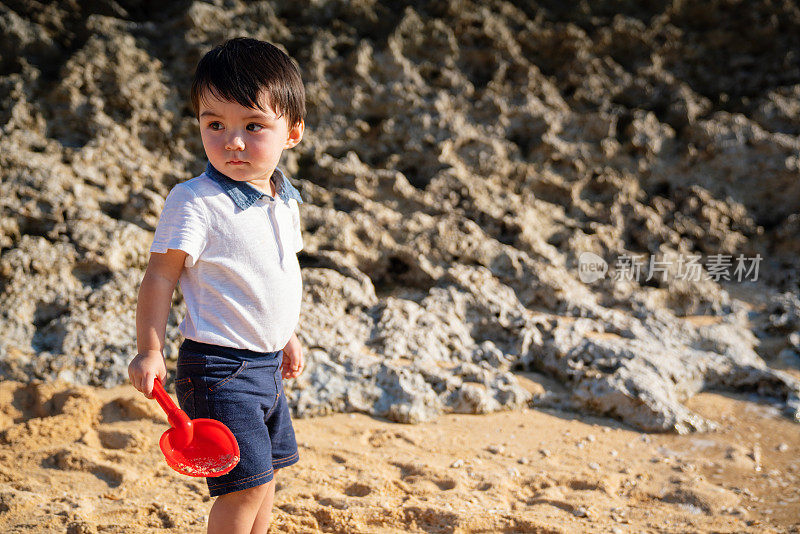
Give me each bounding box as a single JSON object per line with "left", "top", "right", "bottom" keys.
{"left": 1, "top": 0, "right": 799, "bottom": 432}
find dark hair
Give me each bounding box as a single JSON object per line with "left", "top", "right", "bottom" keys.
{"left": 190, "top": 37, "right": 305, "bottom": 127}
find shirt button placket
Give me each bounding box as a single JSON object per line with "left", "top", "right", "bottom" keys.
{"left": 263, "top": 197, "right": 285, "bottom": 267}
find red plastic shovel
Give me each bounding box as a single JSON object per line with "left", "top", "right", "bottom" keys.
{"left": 151, "top": 377, "right": 240, "bottom": 477}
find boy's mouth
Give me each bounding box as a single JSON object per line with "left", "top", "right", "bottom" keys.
{"left": 227, "top": 160, "right": 247, "bottom": 165}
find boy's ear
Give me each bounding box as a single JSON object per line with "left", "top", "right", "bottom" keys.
{"left": 284, "top": 119, "right": 304, "bottom": 149}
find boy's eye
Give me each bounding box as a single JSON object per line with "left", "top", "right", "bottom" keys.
{"left": 246, "top": 123, "right": 264, "bottom": 132}
{"left": 208, "top": 122, "right": 223, "bottom": 131}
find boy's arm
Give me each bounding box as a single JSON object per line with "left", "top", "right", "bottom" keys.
{"left": 129, "top": 249, "right": 187, "bottom": 398}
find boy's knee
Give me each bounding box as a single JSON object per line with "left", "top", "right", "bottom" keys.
{"left": 218, "top": 482, "right": 271, "bottom": 504}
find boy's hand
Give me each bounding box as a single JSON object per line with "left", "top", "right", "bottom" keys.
{"left": 128, "top": 350, "right": 167, "bottom": 399}
{"left": 281, "top": 332, "right": 304, "bottom": 379}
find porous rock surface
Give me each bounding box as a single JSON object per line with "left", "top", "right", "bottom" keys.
{"left": 1, "top": 0, "right": 799, "bottom": 432}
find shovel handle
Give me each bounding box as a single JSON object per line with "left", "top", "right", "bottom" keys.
{"left": 152, "top": 377, "right": 193, "bottom": 432}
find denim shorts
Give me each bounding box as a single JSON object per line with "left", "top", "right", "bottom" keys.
{"left": 175, "top": 338, "right": 299, "bottom": 497}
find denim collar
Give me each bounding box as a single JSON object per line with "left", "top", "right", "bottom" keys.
{"left": 205, "top": 162, "right": 303, "bottom": 210}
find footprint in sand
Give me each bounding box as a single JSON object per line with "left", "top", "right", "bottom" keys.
{"left": 567, "top": 475, "right": 622, "bottom": 495}
{"left": 365, "top": 428, "right": 419, "bottom": 447}
{"left": 100, "top": 396, "right": 165, "bottom": 423}
{"left": 144, "top": 503, "right": 176, "bottom": 529}
{"left": 0, "top": 384, "right": 101, "bottom": 448}
{"left": 390, "top": 461, "right": 458, "bottom": 491}
{"left": 658, "top": 479, "right": 741, "bottom": 514}
{"left": 97, "top": 428, "right": 148, "bottom": 452}
{"left": 45, "top": 447, "right": 129, "bottom": 488}
{"left": 344, "top": 482, "right": 372, "bottom": 497}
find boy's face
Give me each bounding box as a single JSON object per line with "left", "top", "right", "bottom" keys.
{"left": 197, "top": 89, "right": 303, "bottom": 193}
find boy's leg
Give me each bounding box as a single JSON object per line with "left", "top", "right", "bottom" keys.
{"left": 250, "top": 469, "right": 278, "bottom": 534}
{"left": 207, "top": 483, "right": 270, "bottom": 534}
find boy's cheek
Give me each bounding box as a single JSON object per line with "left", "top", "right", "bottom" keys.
{"left": 202, "top": 139, "right": 221, "bottom": 155}
{"left": 199, "top": 133, "right": 221, "bottom": 150}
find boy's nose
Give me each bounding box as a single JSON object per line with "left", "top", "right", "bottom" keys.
{"left": 225, "top": 136, "right": 245, "bottom": 151}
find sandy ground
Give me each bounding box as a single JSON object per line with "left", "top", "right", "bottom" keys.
{"left": 0, "top": 373, "right": 798, "bottom": 534}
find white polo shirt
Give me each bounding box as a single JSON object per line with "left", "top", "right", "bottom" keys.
{"left": 149, "top": 162, "right": 304, "bottom": 353}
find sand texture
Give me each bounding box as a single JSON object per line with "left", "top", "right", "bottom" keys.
{"left": 0, "top": 379, "right": 798, "bottom": 532}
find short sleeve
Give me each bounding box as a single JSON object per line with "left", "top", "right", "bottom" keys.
{"left": 150, "top": 183, "right": 208, "bottom": 267}
{"left": 289, "top": 199, "right": 303, "bottom": 253}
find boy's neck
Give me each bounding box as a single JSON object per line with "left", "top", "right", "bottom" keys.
{"left": 249, "top": 178, "right": 277, "bottom": 198}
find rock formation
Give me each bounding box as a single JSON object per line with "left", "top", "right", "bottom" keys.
{"left": 1, "top": 0, "right": 799, "bottom": 432}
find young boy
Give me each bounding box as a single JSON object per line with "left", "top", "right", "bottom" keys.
{"left": 128, "top": 37, "right": 306, "bottom": 534}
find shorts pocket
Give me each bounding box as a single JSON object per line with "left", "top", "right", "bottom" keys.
{"left": 174, "top": 377, "right": 195, "bottom": 418}
{"left": 274, "top": 352, "right": 284, "bottom": 396}
{"left": 208, "top": 360, "right": 248, "bottom": 392}
{"left": 265, "top": 356, "right": 283, "bottom": 419}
